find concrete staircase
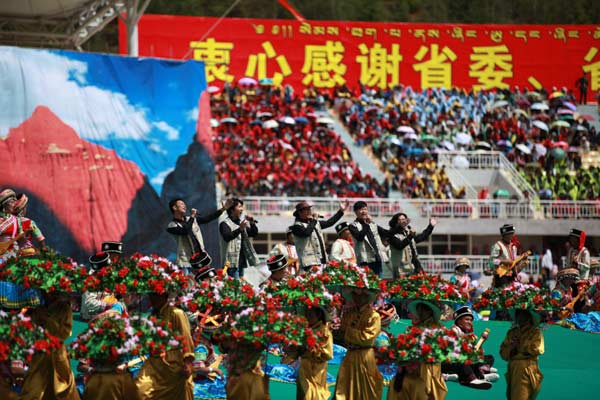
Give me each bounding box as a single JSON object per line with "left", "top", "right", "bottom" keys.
{"left": 320, "top": 109, "right": 386, "bottom": 183}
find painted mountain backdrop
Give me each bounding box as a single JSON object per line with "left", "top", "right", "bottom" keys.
{"left": 0, "top": 46, "right": 215, "bottom": 261}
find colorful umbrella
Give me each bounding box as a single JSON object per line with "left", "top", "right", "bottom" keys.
{"left": 259, "top": 77, "right": 274, "bottom": 86}
{"left": 580, "top": 114, "right": 595, "bottom": 121}
{"left": 532, "top": 120, "right": 549, "bottom": 131}
{"left": 516, "top": 143, "right": 531, "bottom": 154}
{"left": 562, "top": 101, "right": 577, "bottom": 111}
{"left": 397, "top": 126, "right": 415, "bottom": 134}
{"left": 494, "top": 189, "right": 511, "bottom": 198}
{"left": 294, "top": 116, "right": 309, "bottom": 124}
{"left": 553, "top": 141, "right": 569, "bottom": 150}
{"left": 550, "top": 120, "right": 570, "bottom": 128}
{"left": 557, "top": 109, "right": 574, "bottom": 115}
{"left": 238, "top": 77, "right": 257, "bottom": 86}
{"left": 533, "top": 143, "right": 547, "bottom": 156}
{"left": 549, "top": 148, "right": 566, "bottom": 160}
{"left": 549, "top": 91, "right": 565, "bottom": 99}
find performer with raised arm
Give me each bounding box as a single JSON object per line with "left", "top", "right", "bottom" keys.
{"left": 219, "top": 198, "right": 259, "bottom": 279}
{"left": 167, "top": 197, "right": 232, "bottom": 273}
{"left": 291, "top": 200, "right": 349, "bottom": 272}
{"left": 387, "top": 213, "right": 435, "bottom": 277}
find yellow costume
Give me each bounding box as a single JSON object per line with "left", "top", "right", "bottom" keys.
{"left": 334, "top": 305, "right": 383, "bottom": 400}
{"left": 500, "top": 324, "right": 544, "bottom": 400}
{"left": 135, "top": 305, "right": 195, "bottom": 400}
{"left": 296, "top": 320, "right": 333, "bottom": 400}
{"left": 0, "top": 378, "right": 18, "bottom": 400}
{"left": 20, "top": 300, "right": 80, "bottom": 400}
{"left": 387, "top": 371, "right": 428, "bottom": 400}
{"left": 225, "top": 348, "right": 268, "bottom": 400}
{"left": 83, "top": 371, "right": 140, "bottom": 400}
{"left": 413, "top": 318, "right": 447, "bottom": 400}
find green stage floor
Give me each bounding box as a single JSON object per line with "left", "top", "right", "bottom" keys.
{"left": 68, "top": 318, "right": 600, "bottom": 399}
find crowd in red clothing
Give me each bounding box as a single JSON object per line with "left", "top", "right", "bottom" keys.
{"left": 210, "top": 84, "right": 387, "bottom": 197}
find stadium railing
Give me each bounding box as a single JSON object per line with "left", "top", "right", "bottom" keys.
{"left": 241, "top": 196, "right": 600, "bottom": 220}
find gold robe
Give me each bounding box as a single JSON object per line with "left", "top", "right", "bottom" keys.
{"left": 0, "top": 378, "right": 18, "bottom": 400}
{"left": 296, "top": 321, "right": 333, "bottom": 400}
{"left": 83, "top": 372, "right": 140, "bottom": 400}
{"left": 411, "top": 319, "right": 447, "bottom": 400}
{"left": 135, "top": 305, "right": 195, "bottom": 400}
{"left": 386, "top": 372, "right": 428, "bottom": 400}
{"left": 500, "top": 325, "right": 544, "bottom": 400}
{"left": 225, "top": 349, "right": 269, "bottom": 400}
{"left": 20, "top": 301, "right": 80, "bottom": 400}
{"left": 334, "top": 305, "right": 383, "bottom": 400}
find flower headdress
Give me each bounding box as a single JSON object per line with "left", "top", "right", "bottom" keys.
{"left": 317, "top": 260, "right": 382, "bottom": 292}
{"left": 0, "top": 310, "right": 61, "bottom": 363}
{"left": 473, "top": 281, "right": 560, "bottom": 312}
{"left": 265, "top": 274, "right": 342, "bottom": 314}
{"left": 378, "top": 325, "right": 483, "bottom": 365}
{"left": 70, "top": 313, "right": 181, "bottom": 364}
{"left": 386, "top": 273, "right": 467, "bottom": 305}
{"left": 0, "top": 249, "right": 86, "bottom": 294}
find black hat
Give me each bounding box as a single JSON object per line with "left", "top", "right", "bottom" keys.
{"left": 89, "top": 252, "right": 111, "bottom": 270}
{"left": 190, "top": 251, "right": 212, "bottom": 268}
{"left": 335, "top": 222, "right": 350, "bottom": 235}
{"left": 194, "top": 266, "right": 216, "bottom": 281}
{"left": 286, "top": 226, "right": 294, "bottom": 235}
{"left": 353, "top": 200, "right": 368, "bottom": 212}
{"left": 500, "top": 224, "right": 515, "bottom": 236}
{"left": 453, "top": 306, "right": 474, "bottom": 323}
{"left": 569, "top": 228, "right": 583, "bottom": 238}
{"left": 267, "top": 254, "right": 288, "bottom": 272}
{"left": 293, "top": 201, "right": 312, "bottom": 217}
{"left": 101, "top": 241, "right": 123, "bottom": 254}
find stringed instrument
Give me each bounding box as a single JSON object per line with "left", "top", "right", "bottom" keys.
{"left": 496, "top": 250, "right": 532, "bottom": 278}
{"left": 557, "top": 283, "right": 591, "bottom": 319}
{"left": 0, "top": 232, "right": 25, "bottom": 256}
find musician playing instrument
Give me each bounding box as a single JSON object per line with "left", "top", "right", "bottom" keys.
{"left": 487, "top": 224, "right": 528, "bottom": 289}
{"left": 551, "top": 268, "right": 588, "bottom": 317}
{"left": 566, "top": 228, "right": 591, "bottom": 279}
{"left": 441, "top": 307, "right": 496, "bottom": 390}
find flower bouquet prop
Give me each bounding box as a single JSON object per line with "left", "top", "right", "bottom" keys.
{"left": 378, "top": 325, "right": 483, "bottom": 365}
{"left": 186, "top": 271, "right": 261, "bottom": 314}
{"left": 0, "top": 310, "right": 61, "bottom": 364}
{"left": 265, "top": 274, "right": 342, "bottom": 315}
{"left": 317, "top": 260, "right": 382, "bottom": 292}
{"left": 386, "top": 273, "right": 468, "bottom": 305}
{"left": 213, "top": 305, "right": 311, "bottom": 350}
{"left": 473, "top": 281, "right": 560, "bottom": 312}
{"left": 0, "top": 249, "right": 86, "bottom": 294}
{"left": 98, "top": 253, "right": 190, "bottom": 295}
{"left": 71, "top": 313, "right": 182, "bottom": 366}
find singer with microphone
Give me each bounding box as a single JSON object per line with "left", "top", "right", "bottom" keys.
{"left": 219, "top": 198, "right": 259, "bottom": 279}
{"left": 387, "top": 213, "right": 435, "bottom": 278}
{"left": 167, "top": 197, "right": 233, "bottom": 274}
{"left": 291, "top": 200, "right": 349, "bottom": 272}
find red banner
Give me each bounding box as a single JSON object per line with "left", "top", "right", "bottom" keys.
{"left": 122, "top": 16, "right": 600, "bottom": 92}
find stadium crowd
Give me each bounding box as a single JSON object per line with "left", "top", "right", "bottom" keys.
{"left": 210, "top": 81, "right": 599, "bottom": 201}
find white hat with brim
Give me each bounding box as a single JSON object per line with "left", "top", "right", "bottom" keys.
{"left": 407, "top": 299, "right": 442, "bottom": 322}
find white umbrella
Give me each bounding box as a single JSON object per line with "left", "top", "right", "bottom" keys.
{"left": 279, "top": 116, "right": 296, "bottom": 125}
{"left": 576, "top": 125, "right": 588, "bottom": 132}
{"left": 440, "top": 140, "right": 455, "bottom": 151}
{"left": 239, "top": 77, "right": 257, "bottom": 86}
{"left": 530, "top": 102, "right": 549, "bottom": 111}
{"left": 452, "top": 155, "right": 470, "bottom": 169}
{"left": 516, "top": 143, "right": 531, "bottom": 154}
{"left": 534, "top": 143, "right": 547, "bottom": 157}
{"left": 263, "top": 119, "right": 279, "bottom": 129}
{"left": 207, "top": 85, "right": 221, "bottom": 94}
{"left": 389, "top": 137, "right": 403, "bottom": 146}
{"left": 210, "top": 118, "right": 220, "bottom": 128}
{"left": 317, "top": 117, "right": 334, "bottom": 125}
{"left": 404, "top": 132, "right": 418, "bottom": 140}
{"left": 492, "top": 100, "right": 509, "bottom": 109}
{"left": 454, "top": 132, "right": 472, "bottom": 145}
{"left": 257, "top": 111, "right": 273, "bottom": 119}
{"left": 532, "top": 120, "right": 549, "bottom": 131}
{"left": 397, "top": 126, "right": 415, "bottom": 134}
